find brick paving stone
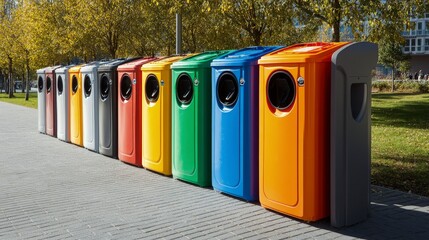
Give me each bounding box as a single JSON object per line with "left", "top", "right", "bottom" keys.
{"left": 293, "top": 229, "right": 333, "bottom": 240}
{"left": 214, "top": 231, "right": 241, "bottom": 240}
{"left": 162, "top": 234, "right": 189, "bottom": 240}
{"left": 231, "top": 230, "right": 260, "bottom": 239}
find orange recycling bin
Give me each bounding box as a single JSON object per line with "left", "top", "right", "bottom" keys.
{"left": 258, "top": 42, "right": 350, "bottom": 221}
{"left": 69, "top": 65, "right": 84, "bottom": 146}
{"left": 141, "top": 56, "right": 187, "bottom": 175}
{"left": 117, "top": 57, "right": 158, "bottom": 167}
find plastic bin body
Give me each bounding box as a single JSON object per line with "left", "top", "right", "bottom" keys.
{"left": 117, "top": 57, "right": 158, "bottom": 166}
{"left": 171, "top": 50, "right": 232, "bottom": 187}
{"left": 69, "top": 65, "right": 84, "bottom": 146}
{"left": 141, "top": 56, "right": 186, "bottom": 175}
{"left": 258, "top": 42, "right": 349, "bottom": 221}
{"left": 98, "top": 58, "right": 137, "bottom": 158}
{"left": 330, "top": 42, "right": 378, "bottom": 227}
{"left": 56, "top": 66, "right": 73, "bottom": 142}
{"left": 81, "top": 61, "right": 111, "bottom": 152}
{"left": 37, "top": 68, "right": 48, "bottom": 134}
{"left": 210, "top": 46, "right": 282, "bottom": 201}
{"left": 45, "top": 66, "right": 61, "bottom": 137}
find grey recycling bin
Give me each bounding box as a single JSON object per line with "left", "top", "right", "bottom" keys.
{"left": 330, "top": 42, "right": 378, "bottom": 228}
{"left": 98, "top": 58, "right": 137, "bottom": 158}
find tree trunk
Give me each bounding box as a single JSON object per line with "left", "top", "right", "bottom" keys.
{"left": 8, "top": 56, "right": 13, "bottom": 98}
{"left": 332, "top": 0, "right": 341, "bottom": 42}
{"left": 253, "top": 32, "right": 261, "bottom": 46}
{"left": 391, "top": 66, "right": 395, "bottom": 92}
{"left": 0, "top": 70, "right": 3, "bottom": 93}
{"left": 25, "top": 58, "right": 30, "bottom": 101}
{"left": 21, "top": 73, "right": 25, "bottom": 93}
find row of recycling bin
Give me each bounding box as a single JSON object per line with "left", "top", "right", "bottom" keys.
{"left": 37, "top": 42, "right": 378, "bottom": 227}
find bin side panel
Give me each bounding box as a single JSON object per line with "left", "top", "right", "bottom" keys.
{"left": 197, "top": 68, "right": 213, "bottom": 186}
{"left": 46, "top": 73, "right": 56, "bottom": 136}
{"left": 246, "top": 64, "right": 260, "bottom": 200}
{"left": 331, "top": 42, "right": 378, "bottom": 227}
{"left": 161, "top": 69, "right": 173, "bottom": 175}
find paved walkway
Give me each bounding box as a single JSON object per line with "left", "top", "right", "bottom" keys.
{"left": 0, "top": 101, "right": 428, "bottom": 240}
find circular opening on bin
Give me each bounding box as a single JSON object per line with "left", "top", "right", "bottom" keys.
{"left": 46, "top": 77, "right": 52, "bottom": 93}
{"left": 84, "top": 75, "right": 92, "bottom": 98}
{"left": 100, "top": 75, "right": 110, "bottom": 100}
{"left": 120, "top": 75, "right": 132, "bottom": 101}
{"left": 217, "top": 72, "right": 238, "bottom": 107}
{"left": 57, "top": 76, "right": 63, "bottom": 95}
{"left": 145, "top": 75, "right": 159, "bottom": 102}
{"left": 267, "top": 71, "right": 296, "bottom": 110}
{"left": 72, "top": 75, "right": 78, "bottom": 94}
{"left": 38, "top": 76, "right": 43, "bottom": 93}
{"left": 176, "top": 73, "right": 193, "bottom": 104}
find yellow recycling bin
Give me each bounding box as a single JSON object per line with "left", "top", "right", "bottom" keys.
{"left": 69, "top": 65, "right": 84, "bottom": 146}
{"left": 141, "top": 56, "right": 187, "bottom": 175}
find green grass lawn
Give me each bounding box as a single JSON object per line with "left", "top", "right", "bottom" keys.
{"left": 0, "top": 92, "right": 38, "bottom": 109}
{"left": 372, "top": 93, "right": 429, "bottom": 197}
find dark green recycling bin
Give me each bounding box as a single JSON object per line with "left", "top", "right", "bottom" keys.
{"left": 171, "top": 50, "right": 232, "bottom": 187}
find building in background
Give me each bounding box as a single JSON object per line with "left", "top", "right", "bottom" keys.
{"left": 402, "top": 13, "right": 429, "bottom": 75}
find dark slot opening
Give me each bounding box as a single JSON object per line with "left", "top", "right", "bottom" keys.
{"left": 57, "top": 76, "right": 63, "bottom": 95}
{"left": 267, "top": 71, "right": 296, "bottom": 110}
{"left": 176, "top": 73, "right": 193, "bottom": 104}
{"left": 145, "top": 75, "right": 159, "bottom": 102}
{"left": 46, "top": 77, "right": 52, "bottom": 93}
{"left": 38, "top": 76, "right": 43, "bottom": 93}
{"left": 84, "top": 75, "right": 92, "bottom": 97}
{"left": 120, "top": 75, "right": 133, "bottom": 101}
{"left": 217, "top": 72, "right": 238, "bottom": 107}
{"left": 100, "top": 75, "right": 110, "bottom": 100}
{"left": 72, "top": 75, "right": 78, "bottom": 94}
{"left": 350, "top": 83, "right": 367, "bottom": 122}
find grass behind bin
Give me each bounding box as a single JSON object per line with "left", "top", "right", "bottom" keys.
{"left": 371, "top": 93, "right": 429, "bottom": 197}
{"left": 0, "top": 92, "right": 37, "bottom": 109}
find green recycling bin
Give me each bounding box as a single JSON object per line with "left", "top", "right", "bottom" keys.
{"left": 171, "top": 50, "right": 232, "bottom": 187}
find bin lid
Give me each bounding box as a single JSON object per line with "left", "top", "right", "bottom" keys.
{"left": 211, "top": 46, "right": 283, "bottom": 67}
{"left": 44, "top": 65, "right": 62, "bottom": 74}
{"left": 98, "top": 57, "right": 140, "bottom": 72}
{"left": 55, "top": 65, "right": 75, "bottom": 75}
{"left": 258, "top": 42, "right": 350, "bottom": 64}
{"left": 141, "top": 55, "right": 188, "bottom": 71}
{"left": 171, "top": 50, "right": 232, "bottom": 69}
{"left": 36, "top": 67, "right": 49, "bottom": 75}
{"left": 80, "top": 59, "right": 114, "bottom": 73}
{"left": 68, "top": 64, "right": 86, "bottom": 74}
{"left": 117, "top": 57, "right": 159, "bottom": 72}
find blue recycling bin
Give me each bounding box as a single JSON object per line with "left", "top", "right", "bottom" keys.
{"left": 210, "top": 46, "right": 282, "bottom": 201}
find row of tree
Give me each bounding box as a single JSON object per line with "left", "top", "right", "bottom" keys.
{"left": 0, "top": 0, "right": 427, "bottom": 98}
